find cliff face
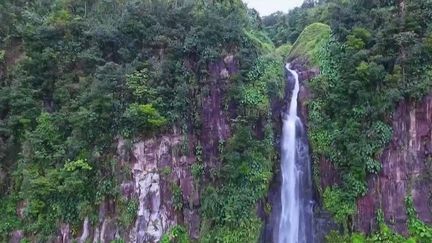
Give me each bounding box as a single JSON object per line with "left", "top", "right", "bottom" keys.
{"left": 356, "top": 96, "right": 432, "bottom": 234}
{"left": 200, "top": 55, "right": 235, "bottom": 170}
{"left": 8, "top": 56, "right": 237, "bottom": 243}
{"left": 12, "top": 54, "right": 432, "bottom": 242}
{"left": 99, "top": 56, "right": 235, "bottom": 242}
{"left": 118, "top": 55, "right": 235, "bottom": 242}
{"left": 292, "top": 61, "right": 432, "bottom": 237}
{"left": 120, "top": 135, "right": 198, "bottom": 242}
{"left": 42, "top": 134, "right": 200, "bottom": 243}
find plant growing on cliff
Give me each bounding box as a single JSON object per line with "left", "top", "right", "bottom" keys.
{"left": 195, "top": 144, "right": 203, "bottom": 163}
{"left": 323, "top": 187, "right": 356, "bottom": 228}
{"left": 309, "top": 35, "right": 394, "bottom": 224}
{"left": 200, "top": 124, "right": 275, "bottom": 241}
{"left": 406, "top": 197, "right": 432, "bottom": 242}
{"left": 171, "top": 184, "right": 183, "bottom": 211}
{"left": 118, "top": 197, "right": 139, "bottom": 228}
{"left": 0, "top": 195, "right": 21, "bottom": 241}
{"left": 122, "top": 104, "right": 167, "bottom": 137}
{"left": 240, "top": 55, "right": 284, "bottom": 119}
{"left": 300, "top": 0, "right": 432, "bottom": 230}
{"left": 161, "top": 225, "right": 189, "bottom": 243}
{"left": 0, "top": 50, "right": 5, "bottom": 63}
{"left": 191, "top": 163, "right": 204, "bottom": 179}
{"left": 0, "top": 0, "right": 263, "bottom": 240}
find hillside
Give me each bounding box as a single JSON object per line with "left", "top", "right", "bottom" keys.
{"left": 1, "top": 0, "right": 432, "bottom": 243}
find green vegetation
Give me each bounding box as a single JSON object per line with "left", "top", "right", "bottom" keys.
{"left": 298, "top": 0, "right": 432, "bottom": 230}
{"left": 244, "top": 29, "right": 275, "bottom": 54}
{"left": 289, "top": 23, "right": 331, "bottom": 65}
{"left": 200, "top": 43, "right": 284, "bottom": 241}
{"left": 200, "top": 125, "right": 275, "bottom": 241}
{"left": 406, "top": 197, "right": 432, "bottom": 242}
{"left": 325, "top": 199, "right": 432, "bottom": 242}
{"left": 1, "top": 0, "right": 432, "bottom": 241}
{"left": 0, "top": 50, "right": 5, "bottom": 62}
{"left": 191, "top": 163, "right": 204, "bottom": 179}
{"left": 122, "top": 103, "right": 167, "bottom": 138}
{"left": 161, "top": 225, "right": 190, "bottom": 243}
{"left": 118, "top": 197, "right": 139, "bottom": 228}
{"left": 275, "top": 44, "right": 293, "bottom": 58}
{"left": 323, "top": 187, "right": 356, "bottom": 228}
{"left": 0, "top": 0, "right": 269, "bottom": 240}
{"left": 172, "top": 183, "right": 184, "bottom": 211}
{"left": 241, "top": 54, "right": 285, "bottom": 117}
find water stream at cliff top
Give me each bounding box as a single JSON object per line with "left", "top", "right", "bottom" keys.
{"left": 278, "top": 64, "right": 314, "bottom": 243}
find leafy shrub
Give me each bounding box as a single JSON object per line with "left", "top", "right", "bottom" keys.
{"left": 161, "top": 225, "right": 189, "bottom": 243}
{"left": 122, "top": 104, "right": 167, "bottom": 137}
{"left": 241, "top": 55, "right": 284, "bottom": 118}
{"left": 191, "top": 163, "right": 204, "bottom": 179}
{"left": 0, "top": 196, "right": 21, "bottom": 240}
{"left": 323, "top": 187, "right": 356, "bottom": 227}
{"left": 171, "top": 184, "right": 183, "bottom": 211}
{"left": 200, "top": 124, "right": 275, "bottom": 240}
{"left": 406, "top": 197, "right": 432, "bottom": 242}
{"left": 201, "top": 217, "right": 262, "bottom": 243}
{"left": 118, "top": 197, "right": 139, "bottom": 228}
{"left": 126, "top": 69, "right": 156, "bottom": 103}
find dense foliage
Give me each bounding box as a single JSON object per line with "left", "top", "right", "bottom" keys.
{"left": 300, "top": 0, "right": 432, "bottom": 236}
{"left": 265, "top": 0, "right": 432, "bottom": 239}
{"left": 2, "top": 0, "right": 432, "bottom": 242}
{"left": 200, "top": 54, "right": 284, "bottom": 241}
{"left": 0, "top": 0, "right": 276, "bottom": 241}
{"left": 325, "top": 198, "right": 432, "bottom": 242}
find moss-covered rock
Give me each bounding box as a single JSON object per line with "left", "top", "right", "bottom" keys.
{"left": 244, "top": 29, "right": 275, "bottom": 54}
{"left": 275, "top": 43, "right": 293, "bottom": 58}
{"left": 288, "top": 23, "right": 331, "bottom": 66}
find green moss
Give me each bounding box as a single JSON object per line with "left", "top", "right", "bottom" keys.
{"left": 288, "top": 23, "right": 331, "bottom": 66}
{"left": 244, "top": 29, "right": 275, "bottom": 54}
{"left": 275, "top": 44, "right": 293, "bottom": 58}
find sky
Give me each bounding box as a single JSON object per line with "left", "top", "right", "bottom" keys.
{"left": 243, "top": 0, "right": 304, "bottom": 16}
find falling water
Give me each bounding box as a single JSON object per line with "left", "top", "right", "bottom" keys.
{"left": 278, "top": 64, "right": 314, "bottom": 243}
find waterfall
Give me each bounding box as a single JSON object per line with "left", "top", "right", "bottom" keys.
{"left": 278, "top": 64, "right": 314, "bottom": 243}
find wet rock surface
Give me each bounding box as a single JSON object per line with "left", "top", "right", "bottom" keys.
{"left": 289, "top": 60, "right": 432, "bottom": 238}
{"left": 262, "top": 59, "right": 335, "bottom": 243}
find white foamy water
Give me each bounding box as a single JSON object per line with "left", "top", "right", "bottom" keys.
{"left": 278, "top": 64, "right": 314, "bottom": 243}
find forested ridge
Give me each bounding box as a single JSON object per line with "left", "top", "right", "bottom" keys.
{"left": 1, "top": 0, "right": 432, "bottom": 242}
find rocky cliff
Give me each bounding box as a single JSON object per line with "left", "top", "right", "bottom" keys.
{"left": 8, "top": 55, "right": 237, "bottom": 243}
{"left": 356, "top": 96, "right": 432, "bottom": 234}
{"left": 292, "top": 60, "right": 432, "bottom": 238}
{"left": 96, "top": 56, "right": 235, "bottom": 243}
